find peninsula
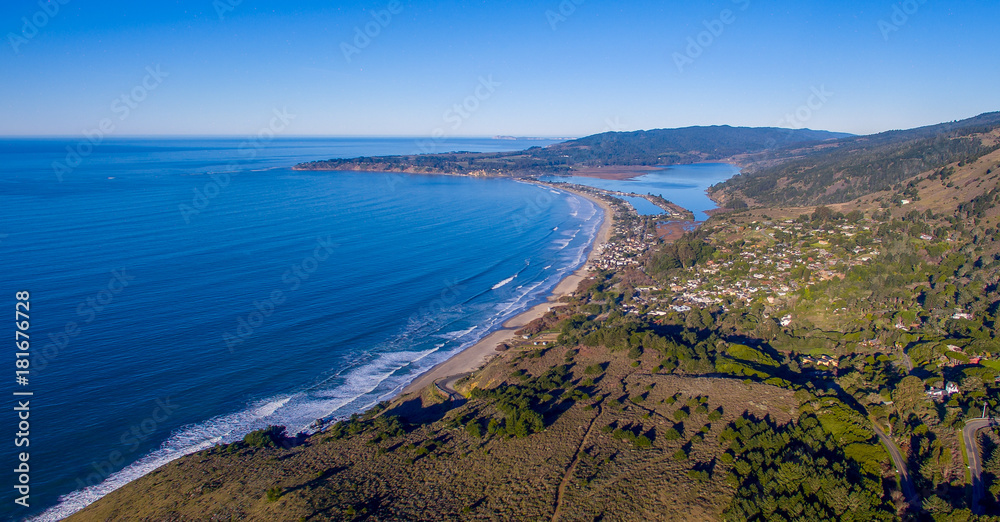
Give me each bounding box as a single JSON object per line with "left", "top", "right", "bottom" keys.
{"left": 292, "top": 126, "right": 852, "bottom": 178}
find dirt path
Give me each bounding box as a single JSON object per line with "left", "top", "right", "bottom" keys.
{"left": 552, "top": 404, "right": 603, "bottom": 522}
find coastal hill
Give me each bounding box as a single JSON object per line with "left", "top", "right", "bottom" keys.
{"left": 712, "top": 111, "right": 1000, "bottom": 208}
{"left": 293, "top": 126, "right": 851, "bottom": 177}
{"left": 74, "top": 114, "right": 1000, "bottom": 521}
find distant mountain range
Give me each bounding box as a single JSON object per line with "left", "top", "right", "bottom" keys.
{"left": 492, "top": 136, "right": 576, "bottom": 141}
{"left": 543, "top": 126, "right": 853, "bottom": 167}
{"left": 293, "top": 126, "right": 852, "bottom": 176}
{"left": 295, "top": 112, "right": 1000, "bottom": 210}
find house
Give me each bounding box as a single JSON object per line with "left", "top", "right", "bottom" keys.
{"left": 803, "top": 355, "right": 839, "bottom": 369}
{"left": 816, "top": 355, "right": 839, "bottom": 368}
{"left": 926, "top": 382, "right": 960, "bottom": 401}
{"left": 952, "top": 310, "right": 974, "bottom": 321}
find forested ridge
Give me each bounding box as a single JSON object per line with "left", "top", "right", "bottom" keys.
{"left": 714, "top": 112, "right": 1000, "bottom": 207}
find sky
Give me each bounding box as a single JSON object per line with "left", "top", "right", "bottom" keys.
{"left": 1, "top": 0, "right": 998, "bottom": 137}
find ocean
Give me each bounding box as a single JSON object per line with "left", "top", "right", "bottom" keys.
{"left": 0, "top": 137, "right": 731, "bottom": 520}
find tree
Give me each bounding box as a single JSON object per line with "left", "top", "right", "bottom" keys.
{"left": 244, "top": 425, "right": 287, "bottom": 448}
{"left": 685, "top": 309, "right": 706, "bottom": 330}
{"left": 812, "top": 206, "right": 834, "bottom": 222}
{"left": 265, "top": 486, "right": 284, "bottom": 502}
{"left": 960, "top": 374, "right": 986, "bottom": 399}
{"left": 892, "top": 376, "right": 927, "bottom": 417}
{"left": 466, "top": 420, "right": 483, "bottom": 438}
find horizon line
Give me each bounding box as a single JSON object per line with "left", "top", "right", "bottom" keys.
{"left": 0, "top": 134, "right": 582, "bottom": 140}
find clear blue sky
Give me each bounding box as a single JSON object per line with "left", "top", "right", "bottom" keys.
{"left": 2, "top": 0, "right": 998, "bottom": 137}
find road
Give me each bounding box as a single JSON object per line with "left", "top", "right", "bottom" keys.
{"left": 871, "top": 422, "right": 920, "bottom": 508}
{"left": 964, "top": 416, "right": 996, "bottom": 514}
{"left": 435, "top": 372, "right": 471, "bottom": 402}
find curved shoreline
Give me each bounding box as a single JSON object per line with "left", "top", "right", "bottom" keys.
{"left": 399, "top": 183, "right": 614, "bottom": 398}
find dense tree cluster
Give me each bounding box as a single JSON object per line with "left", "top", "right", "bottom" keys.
{"left": 647, "top": 233, "right": 717, "bottom": 275}
{"left": 722, "top": 414, "right": 895, "bottom": 521}
{"left": 466, "top": 365, "right": 576, "bottom": 438}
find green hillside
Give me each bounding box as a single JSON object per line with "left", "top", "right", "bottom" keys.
{"left": 714, "top": 112, "right": 1000, "bottom": 207}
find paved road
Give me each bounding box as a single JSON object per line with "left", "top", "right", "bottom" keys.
{"left": 964, "top": 417, "right": 996, "bottom": 514}
{"left": 871, "top": 422, "right": 919, "bottom": 508}
{"left": 435, "top": 372, "right": 471, "bottom": 402}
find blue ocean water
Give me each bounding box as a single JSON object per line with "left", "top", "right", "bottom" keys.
{"left": 541, "top": 163, "right": 741, "bottom": 220}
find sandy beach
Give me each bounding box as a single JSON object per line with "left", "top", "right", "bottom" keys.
{"left": 399, "top": 184, "right": 614, "bottom": 398}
